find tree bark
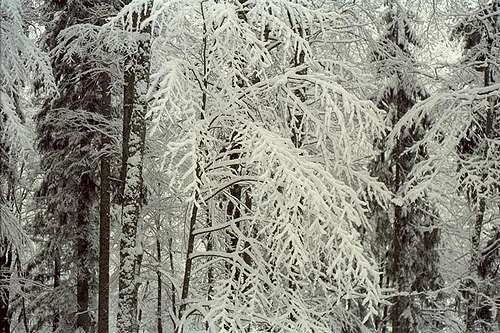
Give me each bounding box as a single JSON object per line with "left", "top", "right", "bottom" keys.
{"left": 465, "top": 58, "right": 495, "bottom": 333}
{"left": 168, "top": 237, "right": 176, "bottom": 328}
{"left": 465, "top": 198, "right": 486, "bottom": 333}
{"left": 177, "top": 3, "right": 208, "bottom": 326}
{"left": 76, "top": 175, "right": 93, "bottom": 333}
{"left": 390, "top": 92, "right": 412, "bottom": 333}
{"left": 156, "top": 234, "right": 163, "bottom": 333}
{"left": 390, "top": 206, "right": 411, "bottom": 333}
{"left": 15, "top": 256, "right": 29, "bottom": 333}
{"left": 226, "top": 0, "right": 255, "bottom": 289}
{"left": 117, "top": 2, "right": 152, "bottom": 332}
{"left": 178, "top": 189, "right": 200, "bottom": 327}
{"left": 98, "top": 68, "right": 112, "bottom": 333}
{"left": 0, "top": 242, "right": 12, "bottom": 333}
{"left": 153, "top": 196, "right": 165, "bottom": 333}
{"left": 205, "top": 215, "right": 213, "bottom": 331}
{"left": 52, "top": 244, "right": 60, "bottom": 332}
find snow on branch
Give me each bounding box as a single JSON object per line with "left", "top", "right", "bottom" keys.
{"left": 386, "top": 84, "right": 500, "bottom": 202}
{"left": 1, "top": 0, "right": 55, "bottom": 150}
{"left": 199, "top": 124, "right": 381, "bottom": 332}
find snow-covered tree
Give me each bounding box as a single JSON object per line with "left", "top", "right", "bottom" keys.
{"left": 0, "top": 0, "right": 54, "bottom": 331}
{"left": 386, "top": 1, "right": 500, "bottom": 332}
{"left": 34, "top": 1, "right": 116, "bottom": 331}
{"left": 146, "top": 1, "right": 387, "bottom": 332}
{"left": 116, "top": 1, "right": 153, "bottom": 332}
{"left": 453, "top": 2, "right": 500, "bottom": 331}
{"left": 6, "top": 0, "right": 499, "bottom": 332}
{"left": 368, "top": 2, "right": 442, "bottom": 332}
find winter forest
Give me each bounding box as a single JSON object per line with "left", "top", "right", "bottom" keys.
{"left": 1, "top": 0, "right": 500, "bottom": 332}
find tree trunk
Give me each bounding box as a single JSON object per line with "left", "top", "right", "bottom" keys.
{"left": 177, "top": 4, "right": 207, "bottom": 326}
{"left": 152, "top": 190, "right": 165, "bottom": 333}
{"left": 390, "top": 206, "right": 411, "bottom": 333}
{"left": 98, "top": 69, "right": 112, "bottom": 333}
{"left": 286, "top": 15, "right": 307, "bottom": 314}
{"left": 465, "top": 198, "right": 486, "bottom": 333}
{"left": 15, "top": 256, "right": 29, "bottom": 333}
{"left": 76, "top": 177, "right": 92, "bottom": 332}
{"left": 156, "top": 234, "right": 163, "bottom": 333}
{"left": 226, "top": 160, "right": 243, "bottom": 277}
{"left": 134, "top": 233, "right": 144, "bottom": 333}
{"left": 117, "top": 2, "right": 151, "bottom": 332}
{"left": 465, "top": 61, "right": 495, "bottom": 333}
{"left": 226, "top": 0, "right": 255, "bottom": 289}
{"left": 205, "top": 216, "right": 213, "bottom": 331}
{"left": 168, "top": 237, "right": 176, "bottom": 328}
{"left": 178, "top": 189, "right": 200, "bottom": 328}
{"left": 0, "top": 242, "right": 12, "bottom": 333}
{"left": 52, "top": 245, "right": 60, "bottom": 332}
{"left": 390, "top": 93, "right": 412, "bottom": 333}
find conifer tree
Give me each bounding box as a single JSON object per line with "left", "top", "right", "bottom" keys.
{"left": 381, "top": 1, "right": 500, "bottom": 331}
{"left": 369, "top": 3, "right": 442, "bottom": 332}
{"left": 35, "top": 1, "right": 114, "bottom": 331}
{"left": 453, "top": 1, "right": 500, "bottom": 331}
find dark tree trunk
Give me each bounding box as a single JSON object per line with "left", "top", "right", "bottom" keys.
{"left": 465, "top": 60, "right": 495, "bottom": 333}
{"left": 205, "top": 275, "right": 213, "bottom": 330}
{"left": 177, "top": 4, "right": 207, "bottom": 326}
{"left": 15, "top": 257, "right": 30, "bottom": 333}
{"left": 226, "top": 159, "right": 242, "bottom": 275}
{"left": 390, "top": 207, "right": 411, "bottom": 333}
{"left": 0, "top": 242, "right": 12, "bottom": 333}
{"left": 286, "top": 14, "right": 307, "bottom": 314}
{"left": 52, "top": 245, "right": 60, "bottom": 332}
{"left": 98, "top": 69, "right": 112, "bottom": 333}
{"left": 76, "top": 176, "right": 93, "bottom": 332}
{"left": 465, "top": 198, "right": 486, "bottom": 333}
{"left": 390, "top": 92, "right": 412, "bottom": 333}
{"left": 168, "top": 237, "right": 176, "bottom": 328}
{"left": 225, "top": 0, "right": 255, "bottom": 289}
{"left": 156, "top": 234, "right": 163, "bottom": 333}
{"left": 205, "top": 217, "right": 213, "bottom": 332}
{"left": 178, "top": 189, "right": 200, "bottom": 325}
{"left": 134, "top": 251, "right": 144, "bottom": 333}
